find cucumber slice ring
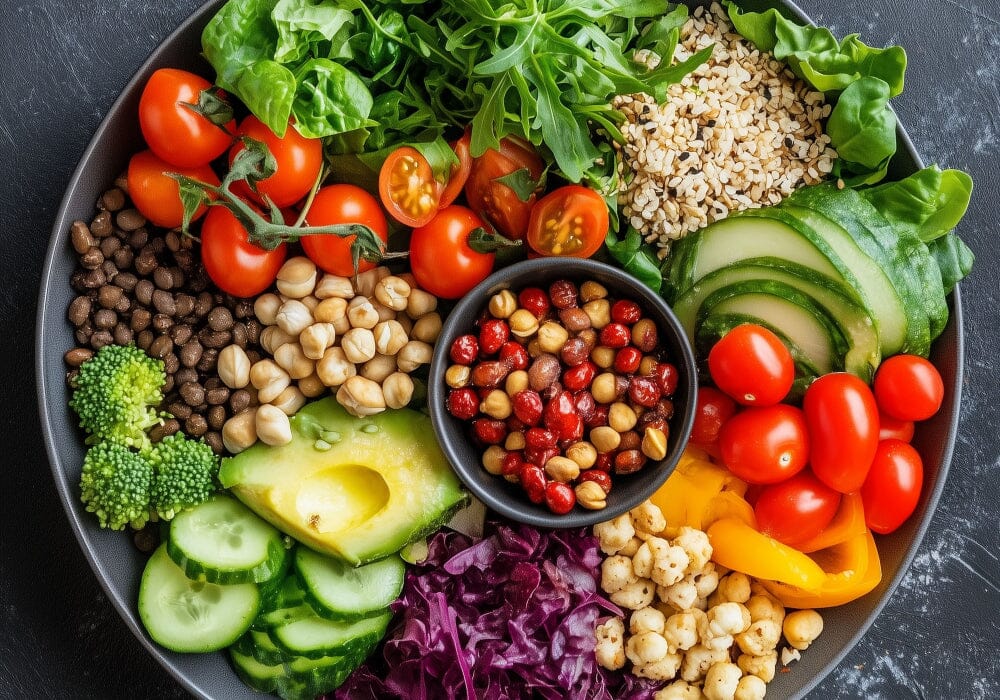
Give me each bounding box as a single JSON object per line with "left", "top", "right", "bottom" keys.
{"left": 167, "top": 494, "right": 289, "bottom": 585}
{"left": 139, "top": 545, "right": 260, "bottom": 653}
{"left": 294, "top": 547, "right": 405, "bottom": 621}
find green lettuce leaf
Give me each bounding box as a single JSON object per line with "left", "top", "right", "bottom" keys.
{"left": 860, "top": 165, "right": 974, "bottom": 242}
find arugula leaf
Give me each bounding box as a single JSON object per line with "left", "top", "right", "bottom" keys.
{"left": 605, "top": 228, "right": 663, "bottom": 293}
{"left": 860, "top": 165, "right": 974, "bottom": 242}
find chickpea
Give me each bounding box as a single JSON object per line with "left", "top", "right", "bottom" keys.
{"left": 374, "top": 275, "right": 411, "bottom": 311}
{"left": 488, "top": 289, "right": 517, "bottom": 319}
{"left": 583, "top": 298, "right": 611, "bottom": 328}
{"left": 591, "top": 346, "right": 616, "bottom": 369}
{"left": 480, "top": 390, "right": 512, "bottom": 419}
{"left": 382, "top": 372, "right": 415, "bottom": 409}
{"left": 509, "top": 308, "right": 539, "bottom": 337}
{"left": 273, "top": 342, "right": 315, "bottom": 380}
{"left": 336, "top": 375, "right": 386, "bottom": 417}
{"left": 445, "top": 364, "right": 471, "bottom": 388}
{"left": 217, "top": 344, "right": 251, "bottom": 389}
{"left": 505, "top": 369, "right": 529, "bottom": 396}
{"left": 314, "top": 274, "right": 355, "bottom": 300}
{"left": 275, "top": 256, "right": 317, "bottom": 299}
{"left": 316, "top": 346, "right": 355, "bottom": 387}
{"left": 260, "top": 325, "right": 297, "bottom": 355}
{"left": 396, "top": 340, "right": 433, "bottom": 372}
{"left": 565, "top": 441, "right": 597, "bottom": 469}
{"left": 608, "top": 402, "right": 638, "bottom": 432}
{"left": 253, "top": 293, "right": 283, "bottom": 326}
{"left": 373, "top": 319, "right": 408, "bottom": 356}
{"left": 482, "top": 445, "right": 507, "bottom": 475}
{"left": 405, "top": 288, "right": 438, "bottom": 318}
{"left": 360, "top": 354, "right": 398, "bottom": 383}
{"left": 703, "top": 662, "right": 742, "bottom": 700}
{"left": 575, "top": 480, "right": 607, "bottom": 510}
{"left": 591, "top": 372, "right": 619, "bottom": 403}
{"left": 271, "top": 385, "right": 306, "bottom": 416}
{"left": 297, "top": 372, "right": 327, "bottom": 398}
{"left": 299, "top": 323, "right": 336, "bottom": 360}
{"left": 590, "top": 426, "right": 622, "bottom": 453}
{"left": 544, "top": 456, "right": 580, "bottom": 483}
{"left": 341, "top": 327, "right": 377, "bottom": 364}
{"left": 347, "top": 296, "right": 380, "bottom": 329}
{"left": 505, "top": 431, "right": 526, "bottom": 451}
{"left": 354, "top": 266, "right": 390, "bottom": 298}
{"left": 314, "top": 297, "right": 349, "bottom": 325}
{"left": 222, "top": 409, "right": 258, "bottom": 454}
{"left": 275, "top": 299, "right": 314, "bottom": 335}
{"left": 536, "top": 321, "right": 569, "bottom": 354}
{"left": 580, "top": 280, "right": 608, "bottom": 302}
{"left": 783, "top": 609, "right": 824, "bottom": 650}
{"left": 411, "top": 312, "right": 442, "bottom": 343}
{"left": 249, "top": 359, "right": 291, "bottom": 404}
{"left": 255, "top": 404, "right": 292, "bottom": 445}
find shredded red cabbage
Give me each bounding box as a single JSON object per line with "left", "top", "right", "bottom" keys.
{"left": 331, "top": 519, "right": 662, "bottom": 700}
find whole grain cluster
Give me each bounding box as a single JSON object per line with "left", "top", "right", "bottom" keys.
{"left": 616, "top": 2, "right": 836, "bottom": 254}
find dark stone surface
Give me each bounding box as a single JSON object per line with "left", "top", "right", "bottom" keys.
{"left": 1, "top": 0, "right": 997, "bottom": 698}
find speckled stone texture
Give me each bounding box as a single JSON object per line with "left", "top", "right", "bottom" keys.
{"left": 1, "top": 0, "right": 997, "bottom": 698}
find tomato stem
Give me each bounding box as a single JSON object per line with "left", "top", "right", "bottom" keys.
{"left": 291, "top": 164, "right": 328, "bottom": 228}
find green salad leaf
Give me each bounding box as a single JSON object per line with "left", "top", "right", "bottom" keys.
{"left": 860, "top": 165, "right": 974, "bottom": 242}
{"left": 605, "top": 228, "right": 663, "bottom": 293}
{"left": 927, "top": 234, "right": 975, "bottom": 294}
{"left": 825, "top": 77, "right": 896, "bottom": 171}
{"left": 201, "top": 0, "right": 709, "bottom": 186}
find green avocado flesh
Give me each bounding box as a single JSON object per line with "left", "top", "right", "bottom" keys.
{"left": 218, "top": 399, "right": 467, "bottom": 565}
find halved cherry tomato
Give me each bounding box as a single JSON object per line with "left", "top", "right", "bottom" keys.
{"left": 689, "top": 387, "right": 737, "bottom": 446}
{"left": 873, "top": 354, "right": 944, "bottom": 421}
{"left": 803, "top": 372, "right": 880, "bottom": 493}
{"left": 379, "top": 146, "right": 440, "bottom": 227}
{"left": 754, "top": 471, "right": 842, "bottom": 547}
{"left": 861, "top": 439, "right": 924, "bottom": 534}
{"left": 127, "top": 149, "right": 219, "bottom": 228}
{"left": 878, "top": 410, "right": 915, "bottom": 443}
{"left": 409, "top": 205, "right": 494, "bottom": 299}
{"left": 526, "top": 185, "right": 609, "bottom": 258}
{"left": 229, "top": 116, "right": 323, "bottom": 208}
{"left": 719, "top": 404, "right": 809, "bottom": 484}
{"left": 438, "top": 130, "right": 473, "bottom": 209}
{"left": 465, "top": 136, "right": 544, "bottom": 240}
{"left": 200, "top": 206, "right": 287, "bottom": 297}
{"left": 301, "top": 185, "right": 389, "bottom": 276}
{"left": 138, "top": 68, "right": 235, "bottom": 168}
{"left": 708, "top": 324, "right": 794, "bottom": 406}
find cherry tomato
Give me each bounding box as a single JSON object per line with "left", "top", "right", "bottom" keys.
{"left": 861, "top": 439, "right": 924, "bottom": 534}
{"left": 200, "top": 206, "right": 287, "bottom": 297}
{"left": 138, "top": 68, "right": 235, "bottom": 168}
{"left": 878, "top": 410, "right": 915, "bottom": 443}
{"left": 803, "top": 372, "right": 880, "bottom": 493}
{"left": 127, "top": 149, "right": 218, "bottom": 228}
{"left": 754, "top": 471, "right": 842, "bottom": 547}
{"left": 409, "top": 205, "right": 494, "bottom": 299}
{"left": 873, "top": 354, "right": 944, "bottom": 422}
{"left": 438, "top": 130, "right": 472, "bottom": 209}
{"left": 465, "top": 136, "right": 544, "bottom": 240}
{"left": 689, "top": 387, "right": 737, "bottom": 445}
{"left": 379, "top": 146, "right": 440, "bottom": 227}
{"left": 526, "top": 185, "right": 609, "bottom": 258}
{"left": 301, "top": 184, "right": 388, "bottom": 276}
{"left": 230, "top": 116, "right": 323, "bottom": 208}
{"left": 719, "top": 404, "right": 809, "bottom": 484}
{"left": 708, "top": 324, "right": 794, "bottom": 406}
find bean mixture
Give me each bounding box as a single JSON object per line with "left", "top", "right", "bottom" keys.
{"left": 64, "top": 175, "right": 265, "bottom": 454}
{"left": 444, "top": 279, "right": 680, "bottom": 515}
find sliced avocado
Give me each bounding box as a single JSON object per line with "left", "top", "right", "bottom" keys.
{"left": 219, "top": 398, "right": 467, "bottom": 565}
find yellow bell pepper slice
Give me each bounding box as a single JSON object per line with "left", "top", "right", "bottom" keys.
{"left": 707, "top": 517, "right": 827, "bottom": 591}
{"left": 702, "top": 490, "right": 757, "bottom": 529}
{"left": 795, "top": 492, "right": 868, "bottom": 554}
{"left": 651, "top": 449, "right": 747, "bottom": 530}
{"left": 760, "top": 530, "right": 882, "bottom": 608}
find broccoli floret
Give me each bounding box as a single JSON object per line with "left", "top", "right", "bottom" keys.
{"left": 148, "top": 433, "right": 219, "bottom": 520}
{"left": 79, "top": 441, "right": 154, "bottom": 530}
{"left": 69, "top": 343, "right": 166, "bottom": 451}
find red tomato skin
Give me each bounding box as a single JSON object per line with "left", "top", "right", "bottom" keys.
{"left": 719, "top": 404, "right": 810, "bottom": 484}
{"left": 127, "top": 150, "right": 218, "bottom": 228}
{"left": 873, "top": 354, "right": 945, "bottom": 421}
{"left": 200, "top": 206, "right": 287, "bottom": 297}
{"left": 754, "top": 471, "right": 842, "bottom": 547}
{"left": 708, "top": 324, "right": 795, "bottom": 406}
{"left": 138, "top": 68, "right": 235, "bottom": 168}
{"left": 409, "top": 205, "right": 495, "bottom": 299}
{"left": 438, "top": 130, "right": 473, "bottom": 209}
{"left": 526, "top": 185, "right": 609, "bottom": 259}
{"left": 803, "top": 373, "right": 880, "bottom": 493}
{"left": 301, "top": 185, "right": 389, "bottom": 276}
{"left": 230, "top": 116, "right": 323, "bottom": 208}
{"left": 689, "top": 387, "right": 737, "bottom": 446}
{"left": 861, "top": 439, "right": 924, "bottom": 534}
{"left": 878, "top": 410, "right": 915, "bottom": 443}
{"left": 465, "top": 137, "right": 544, "bottom": 240}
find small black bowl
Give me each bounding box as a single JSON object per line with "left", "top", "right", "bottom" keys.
{"left": 428, "top": 258, "right": 698, "bottom": 528}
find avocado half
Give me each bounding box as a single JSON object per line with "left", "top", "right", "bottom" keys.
{"left": 218, "top": 398, "right": 467, "bottom": 565}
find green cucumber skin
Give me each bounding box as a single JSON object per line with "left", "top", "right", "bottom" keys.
{"left": 230, "top": 639, "right": 367, "bottom": 700}
{"left": 294, "top": 548, "right": 405, "bottom": 622}
{"left": 234, "top": 630, "right": 296, "bottom": 667}
{"left": 166, "top": 534, "right": 289, "bottom": 586}
{"left": 253, "top": 603, "right": 317, "bottom": 631}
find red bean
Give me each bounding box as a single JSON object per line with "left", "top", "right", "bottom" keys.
{"left": 473, "top": 418, "right": 507, "bottom": 445}
{"left": 562, "top": 361, "right": 596, "bottom": 392}
{"left": 629, "top": 376, "right": 661, "bottom": 408}
{"left": 599, "top": 322, "right": 630, "bottom": 349}
{"left": 478, "top": 319, "right": 509, "bottom": 355}
{"left": 513, "top": 389, "right": 544, "bottom": 425}
{"left": 521, "top": 465, "right": 547, "bottom": 504}
{"left": 518, "top": 287, "right": 550, "bottom": 318}
{"left": 450, "top": 334, "right": 479, "bottom": 365}
{"left": 499, "top": 341, "right": 529, "bottom": 370}
{"left": 614, "top": 346, "right": 642, "bottom": 374}
{"left": 611, "top": 299, "right": 642, "bottom": 324}
{"left": 578, "top": 469, "right": 612, "bottom": 494}
{"left": 544, "top": 481, "right": 576, "bottom": 514}
{"left": 447, "top": 388, "right": 479, "bottom": 420}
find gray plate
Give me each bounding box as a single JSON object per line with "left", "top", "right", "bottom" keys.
{"left": 35, "top": 1, "right": 964, "bottom": 698}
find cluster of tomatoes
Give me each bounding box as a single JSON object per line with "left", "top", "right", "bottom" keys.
{"left": 128, "top": 68, "right": 611, "bottom": 304}
{"left": 689, "top": 324, "right": 944, "bottom": 546}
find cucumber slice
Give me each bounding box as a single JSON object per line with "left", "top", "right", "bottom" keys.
{"left": 295, "top": 547, "right": 405, "bottom": 621}
{"left": 234, "top": 629, "right": 295, "bottom": 666}
{"left": 167, "top": 494, "right": 289, "bottom": 585}
{"left": 230, "top": 647, "right": 282, "bottom": 694}
{"left": 230, "top": 643, "right": 363, "bottom": 700}
{"left": 138, "top": 544, "right": 259, "bottom": 653}
{"left": 673, "top": 258, "right": 880, "bottom": 381}
{"left": 270, "top": 610, "right": 392, "bottom": 660}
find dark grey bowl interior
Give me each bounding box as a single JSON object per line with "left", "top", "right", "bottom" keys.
{"left": 35, "top": 0, "right": 963, "bottom": 698}
{"left": 427, "top": 258, "right": 699, "bottom": 529}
